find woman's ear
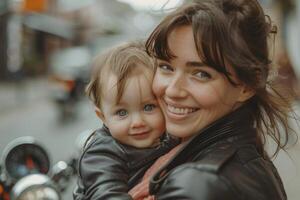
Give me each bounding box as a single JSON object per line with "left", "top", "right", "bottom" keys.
{"left": 94, "top": 106, "right": 106, "bottom": 123}
{"left": 238, "top": 85, "right": 255, "bottom": 102}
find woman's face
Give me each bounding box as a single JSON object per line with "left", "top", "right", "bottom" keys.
{"left": 152, "top": 26, "right": 252, "bottom": 140}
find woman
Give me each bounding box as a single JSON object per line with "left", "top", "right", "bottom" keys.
{"left": 130, "top": 0, "right": 294, "bottom": 199}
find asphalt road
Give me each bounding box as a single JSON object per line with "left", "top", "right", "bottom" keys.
{"left": 0, "top": 80, "right": 101, "bottom": 199}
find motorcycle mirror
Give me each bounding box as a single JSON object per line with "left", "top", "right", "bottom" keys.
{"left": 51, "top": 161, "right": 73, "bottom": 192}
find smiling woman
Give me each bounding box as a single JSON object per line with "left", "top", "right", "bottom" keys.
{"left": 152, "top": 26, "right": 252, "bottom": 140}
{"left": 128, "top": 0, "right": 296, "bottom": 199}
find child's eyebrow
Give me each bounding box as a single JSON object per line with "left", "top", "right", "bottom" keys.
{"left": 114, "top": 101, "right": 127, "bottom": 107}
{"left": 141, "top": 97, "right": 157, "bottom": 103}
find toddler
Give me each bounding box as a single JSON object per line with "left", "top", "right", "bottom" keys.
{"left": 73, "top": 41, "right": 178, "bottom": 200}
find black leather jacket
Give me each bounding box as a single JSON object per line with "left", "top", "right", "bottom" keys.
{"left": 73, "top": 126, "right": 179, "bottom": 200}
{"left": 149, "top": 104, "right": 287, "bottom": 200}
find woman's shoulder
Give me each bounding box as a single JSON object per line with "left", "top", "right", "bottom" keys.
{"left": 155, "top": 144, "right": 286, "bottom": 199}
{"left": 170, "top": 144, "right": 261, "bottom": 180}
{"left": 171, "top": 143, "right": 275, "bottom": 183}
{"left": 169, "top": 144, "right": 238, "bottom": 181}
{"left": 154, "top": 147, "right": 239, "bottom": 199}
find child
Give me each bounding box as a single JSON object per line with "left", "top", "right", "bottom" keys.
{"left": 73, "top": 41, "right": 179, "bottom": 200}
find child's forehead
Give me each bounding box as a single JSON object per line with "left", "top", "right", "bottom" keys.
{"left": 103, "top": 69, "right": 152, "bottom": 90}
{"left": 101, "top": 69, "right": 155, "bottom": 103}
{"left": 102, "top": 66, "right": 153, "bottom": 85}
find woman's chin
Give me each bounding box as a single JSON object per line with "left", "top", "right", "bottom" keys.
{"left": 166, "top": 123, "right": 194, "bottom": 139}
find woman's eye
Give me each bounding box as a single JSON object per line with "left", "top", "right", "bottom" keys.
{"left": 116, "top": 109, "right": 128, "bottom": 117}
{"left": 158, "top": 64, "right": 173, "bottom": 72}
{"left": 144, "top": 104, "right": 156, "bottom": 112}
{"left": 194, "top": 71, "right": 211, "bottom": 80}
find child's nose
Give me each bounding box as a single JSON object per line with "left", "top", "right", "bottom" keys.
{"left": 131, "top": 113, "right": 145, "bottom": 128}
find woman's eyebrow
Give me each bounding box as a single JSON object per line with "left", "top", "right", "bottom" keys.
{"left": 186, "top": 61, "right": 206, "bottom": 67}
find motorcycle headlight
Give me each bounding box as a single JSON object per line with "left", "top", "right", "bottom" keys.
{"left": 1, "top": 136, "right": 50, "bottom": 182}
{"left": 11, "top": 174, "right": 60, "bottom": 200}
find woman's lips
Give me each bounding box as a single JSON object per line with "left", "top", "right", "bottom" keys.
{"left": 167, "top": 104, "right": 198, "bottom": 115}
{"left": 163, "top": 100, "right": 199, "bottom": 120}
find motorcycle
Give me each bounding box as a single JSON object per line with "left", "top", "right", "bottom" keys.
{"left": 49, "top": 46, "right": 92, "bottom": 121}
{"left": 0, "top": 136, "right": 79, "bottom": 200}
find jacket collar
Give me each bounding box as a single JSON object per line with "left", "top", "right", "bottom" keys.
{"left": 180, "top": 103, "right": 255, "bottom": 158}
{"left": 150, "top": 103, "right": 256, "bottom": 193}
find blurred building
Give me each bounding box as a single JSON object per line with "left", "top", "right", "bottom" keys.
{"left": 0, "top": 0, "right": 151, "bottom": 81}
{"left": 0, "top": 0, "right": 9, "bottom": 79}
{"left": 0, "top": 0, "right": 73, "bottom": 80}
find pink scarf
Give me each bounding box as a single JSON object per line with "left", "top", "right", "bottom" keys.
{"left": 129, "top": 143, "right": 183, "bottom": 200}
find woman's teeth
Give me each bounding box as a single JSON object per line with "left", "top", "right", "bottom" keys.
{"left": 167, "top": 105, "right": 197, "bottom": 115}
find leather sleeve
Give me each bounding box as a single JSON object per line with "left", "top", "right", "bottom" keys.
{"left": 155, "top": 165, "right": 238, "bottom": 200}
{"left": 75, "top": 133, "right": 133, "bottom": 200}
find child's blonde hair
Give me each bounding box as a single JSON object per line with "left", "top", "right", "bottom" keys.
{"left": 86, "top": 41, "right": 155, "bottom": 109}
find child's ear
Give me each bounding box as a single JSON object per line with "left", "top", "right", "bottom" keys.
{"left": 94, "top": 106, "right": 106, "bottom": 123}
{"left": 237, "top": 85, "right": 255, "bottom": 102}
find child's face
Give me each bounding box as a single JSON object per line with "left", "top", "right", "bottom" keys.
{"left": 99, "top": 68, "right": 165, "bottom": 148}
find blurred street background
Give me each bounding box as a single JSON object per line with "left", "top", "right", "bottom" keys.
{"left": 0, "top": 0, "right": 300, "bottom": 199}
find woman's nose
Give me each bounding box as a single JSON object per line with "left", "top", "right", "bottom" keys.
{"left": 165, "top": 75, "right": 188, "bottom": 98}
{"left": 131, "top": 113, "right": 146, "bottom": 128}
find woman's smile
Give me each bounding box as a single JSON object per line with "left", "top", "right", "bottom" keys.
{"left": 152, "top": 26, "right": 246, "bottom": 140}
{"left": 163, "top": 99, "right": 199, "bottom": 119}
{"left": 167, "top": 104, "right": 198, "bottom": 115}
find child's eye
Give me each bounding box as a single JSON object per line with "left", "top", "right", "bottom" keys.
{"left": 194, "top": 71, "right": 211, "bottom": 80}
{"left": 144, "top": 104, "right": 156, "bottom": 112}
{"left": 116, "top": 109, "right": 128, "bottom": 117}
{"left": 158, "top": 63, "right": 173, "bottom": 72}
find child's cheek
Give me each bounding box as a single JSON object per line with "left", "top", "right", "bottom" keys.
{"left": 150, "top": 111, "right": 166, "bottom": 133}
{"left": 110, "top": 118, "right": 130, "bottom": 134}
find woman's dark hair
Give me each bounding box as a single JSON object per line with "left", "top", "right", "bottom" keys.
{"left": 146, "top": 0, "right": 296, "bottom": 157}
